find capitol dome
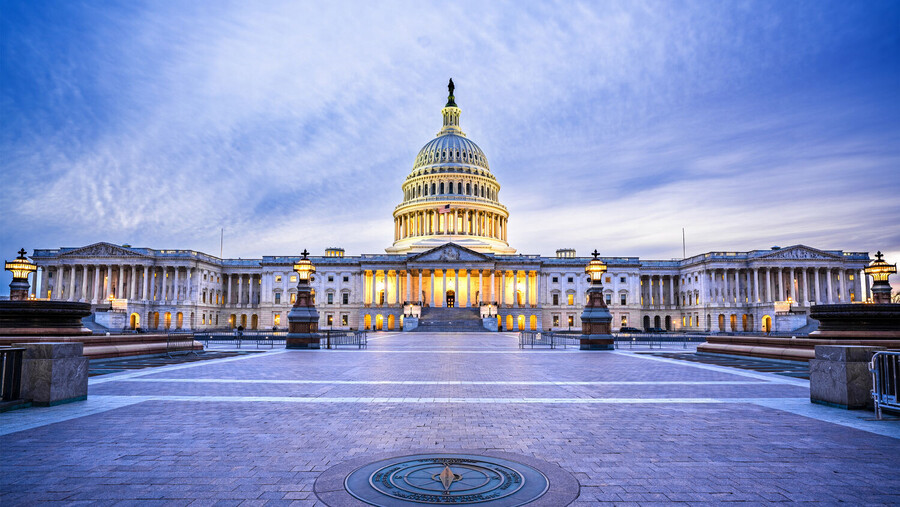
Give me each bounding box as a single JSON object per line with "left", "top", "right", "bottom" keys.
{"left": 386, "top": 80, "right": 515, "bottom": 255}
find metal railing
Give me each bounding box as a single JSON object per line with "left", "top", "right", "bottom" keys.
{"left": 193, "top": 330, "right": 287, "bottom": 349}
{"left": 319, "top": 330, "right": 367, "bottom": 349}
{"left": 518, "top": 331, "right": 581, "bottom": 349}
{"left": 166, "top": 333, "right": 200, "bottom": 357}
{"left": 1, "top": 347, "right": 25, "bottom": 403}
{"left": 870, "top": 351, "right": 900, "bottom": 420}
{"left": 613, "top": 332, "right": 707, "bottom": 349}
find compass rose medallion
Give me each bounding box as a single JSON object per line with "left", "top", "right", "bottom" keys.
{"left": 434, "top": 463, "right": 463, "bottom": 493}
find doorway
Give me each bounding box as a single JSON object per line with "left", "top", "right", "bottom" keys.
{"left": 446, "top": 290, "right": 456, "bottom": 308}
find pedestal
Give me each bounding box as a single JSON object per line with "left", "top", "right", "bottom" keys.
{"left": 809, "top": 345, "right": 882, "bottom": 409}
{"left": 580, "top": 306, "right": 614, "bottom": 350}
{"left": 14, "top": 342, "right": 88, "bottom": 406}
{"left": 286, "top": 305, "right": 319, "bottom": 349}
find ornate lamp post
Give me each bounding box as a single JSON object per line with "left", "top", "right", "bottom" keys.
{"left": 286, "top": 249, "right": 320, "bottom": 349}
{"left": 865, "top": 251, "right": 897, "bottom": 304}
{"left": 5, "top": 249, "right": 37, "bottom": 301}
{"left": 579, "top": 250, "right": 614, "bottom": 350}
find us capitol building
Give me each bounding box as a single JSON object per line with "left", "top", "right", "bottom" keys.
{"left": 29, "top": 82, "right": 872, "bottom": 334}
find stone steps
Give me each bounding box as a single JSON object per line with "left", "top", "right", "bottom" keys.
{"left": 412, "top": 307, "right": 487, "bottom": 332}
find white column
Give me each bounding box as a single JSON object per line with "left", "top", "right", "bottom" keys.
{"left": 478, "top": 270, "right": 483, "bottom": 305}
{"left": 91, "top": 266, "right": 100, "bottom": 303}
{"left": 186, "top": 268, "right": 193, "bottom": 303}
{"left": 406, "top": 270, "right": 411, "bottom": 302}
{"left": 525, "top": 271, "right": 531, "bottom": 307}
{"left": 395, "top": 270, "right": 400, "bottom": 305}
{"left": 454, "top": 269, "right": 459, "bottom": 304}
{"left": 371, "top": 271, "right": 377, "bottom": 306}
{"left": 814, "top": 268, "right": 821, "bottom": 303}
{"left": 733, "top": 270, "right": 739, "bottom": 304}
{"left": 237, "top": 274, "right": 243, "bottom": 305}
{"left": 226, "top": 274, "right": 232, "bottom": 304}
{"left": 752, "top": 268, "right": 758, "bottom": 302}
{"left": 490, "top": 271, "right": 495, "bottom": 303}
{"left": 67, "top": 266, "right": 76, "bottom": 301}
{"left": 116, "top": 265, "right": 124, "bottom": 299}
{"left": 500, "top": 271, "right": 506, "bottom": 306}
{"left": 442, "top": 269, "right": 447, "bottom": 307}
{"left": 249, "top": 273, "right": 255, "bottom": 306}
{"left": 142, "top": 266, "right": 149, "bottom": 300}
{"left": 765, "top": 268, "right": 771, "bottom": 302}
{"left": 863, "top": 269, "right": 871, "bottom": 301}
{"left": 419, "top": 271, "right": 423, "bottom": 303}
{"left": 669, "top": 276, "right": 675, "bottom": 306}
{"left": 129, "top": 265, "right": 137, "bottom": 300}
{"left": 105, "top": 265, "right": 112, "bottom": 300}
{"left": 513, "top": 271, "right": 519, "bottom": 307}
{"left": 802, "top": 268, "right": 809, "bottom": 305}
{"left": 173, "top": 267, "right": 180, "bottom": 303}
{"left": 430, "top": 270, "right": 435, "bottom": 306}
{"left": 466, "top": 270, "right": 471, "bottom": 307}
{"left": 721, "top": 270, "right": 728, "bottom": 305}
{"left": 81, "top": 265, "right": 89, "bottom": 302}
{"left": 826, "top": 269, "right": 834, "bottom": 303}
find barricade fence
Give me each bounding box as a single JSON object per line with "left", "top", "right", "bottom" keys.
{"left": 190, "top": 330, "right": 366, "bottom": 350}
{"left": 319, "top": 330, "right": 368, "bottom": 349}
{"left": 166, "top": 333, "right": 200, "bottom": 357}
{"left": 870, "top": 351, "right": 900, "bottom": 420}
{"left": 519, "top": 331, "right": 708, "bottom": 350}
{"left": 0, "top": 347, "right": 25, "bottom": 402}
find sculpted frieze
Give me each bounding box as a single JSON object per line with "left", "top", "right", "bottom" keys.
{"left": 61, "top": 242, "right": 144, "bottom": 258}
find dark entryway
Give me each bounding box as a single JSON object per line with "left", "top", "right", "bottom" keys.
{"left": 446, "top": 290, "right": 455, "bottom": 308}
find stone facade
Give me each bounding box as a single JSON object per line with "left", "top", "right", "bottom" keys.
{"left": 26, "top": 88, "right": 872, "bottom": 333}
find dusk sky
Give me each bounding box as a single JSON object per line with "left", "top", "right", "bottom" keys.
{"left": 2, "top": 1, "right": 899, "bottom": 294}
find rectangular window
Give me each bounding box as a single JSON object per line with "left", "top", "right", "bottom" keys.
{"left": 274, "top": 293, "right": 281, "bottom": 304}
{"left": 567, "top": 315, "right": 574, "bottom": 327}
{"left": 552, "top": 315, "right": 560, "bottom": 327}
{"left": 343, "top": 276, "right": 349, "bottom": 282}
{"left": 274, "top": 313, "right": 281, "bottom": 326}
{"left": 342, "top": 293, "right": 349, "bottom": 305}
{"left": 849, "top": 274, "right": 855, "bottom": 281}
{"left": 290, "top": 275, "right": 297, "bottom": 283}
{"left": 567, "top": 277, "right": 574, "bottom": 283}
{"left": 326, "top": 314, "right": 334, "bottom": 326}
{"left": 620, "top": 277, "right": 626, "bottom": 283}
{"left": 275, "top": 275, "right": 282, "bottom": 283}
{"left": 567, "top": 294, "right": 574, "bottom": 305}
{"left": 290, "top": 293, "right": 296, "bottom": 304}
{"left": 341, "top": 314, "right": 349, "bottom": 326}
{"left": 552, "top": 294, "right": 559, "bottom": 306}
{"left": 328, "top": 276, "right": 334, "bottom": 282}
{"left": 605, "top": 276, "right": 611, "bottom": 283}
{"left": 552, "top": 277, "right": 558, "bottom": 283}
{"left": 327, "top": 293, "right": 334, "bottom": 304}
{"left": 621, "top": 315, "right": 627, "bottom": 326}
{"left": 620, "top": 294, "right": 627, "bottom": 305}
{"left": 605, "top": 294, "right": 612, "bottom": 305}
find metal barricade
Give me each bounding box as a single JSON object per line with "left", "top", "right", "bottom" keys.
{"left": 319, "top": 330, "right": 368, "bottom": 349}
{"left": 166, "top": 332, "right": 200, "bottom": 357}
{"left": 870, "top": 351, "right": 900, "bottom": 420}
{"left": 1, "top": 347, "right": 26, "bottom": 402}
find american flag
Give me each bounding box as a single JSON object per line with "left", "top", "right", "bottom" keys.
{"left": 438, "top": 204, "right": 452, "bottom": 213}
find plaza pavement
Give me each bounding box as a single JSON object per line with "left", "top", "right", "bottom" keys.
{"left": 1, "top": 332, "right": 899, "bottom": 505}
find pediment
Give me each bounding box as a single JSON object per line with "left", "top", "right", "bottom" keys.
{"left": 756, "top": 245, "right": 840, "bottom": 261}
{"left": 60, "top": 242, "right": 147, "bottom": 258}
{"left": 409, "top": 243, "right": 493, "bottom": 263}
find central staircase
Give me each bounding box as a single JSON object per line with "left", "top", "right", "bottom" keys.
{"left": 412, "top": 306, "right": 486, "bottom": 332}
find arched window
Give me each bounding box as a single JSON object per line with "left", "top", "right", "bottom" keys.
{"left": 430, "top": 183, "right": 435, "bottom": 195}
{"left": 466, "top": 183, "right": 471, "bottom": 195}
{"left": 440, "top": 182, "right": 444, "bottom": 194}
{"left": 457, "top": 182, "right": 462, "bottom": 194}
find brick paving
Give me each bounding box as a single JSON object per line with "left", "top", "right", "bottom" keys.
{"left": 2, "top": 332, "right": 899, "bottom": 505}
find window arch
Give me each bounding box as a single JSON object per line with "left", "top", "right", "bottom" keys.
{"left": 457, "top": 182, "right": 462, "bottom": 194}
{"left": 430, "top": 183, "right": 435, "bottom": 195}
{"left": 440, "top": 182, "right": 444, "bottom": 194}
{"left": 466, "top": 183, "right": 471, "bottom": 195}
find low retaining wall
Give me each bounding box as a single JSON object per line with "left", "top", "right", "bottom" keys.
{"left": 698, "top": 335, "right": 900, "bottom": 362}
{"left": 0, "top": 334, "right": 202, "bottom": 359}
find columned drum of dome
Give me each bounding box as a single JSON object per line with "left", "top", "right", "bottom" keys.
{"left": 386, "top": 80, "right": 516, "bottom": 255}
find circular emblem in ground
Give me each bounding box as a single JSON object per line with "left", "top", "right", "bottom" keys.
{"left": 315, "top": 450, "right": 579, "bottom": 506}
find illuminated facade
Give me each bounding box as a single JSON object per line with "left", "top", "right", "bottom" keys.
{"left": 29, "top": 85, "right": 873, "bottom": 333}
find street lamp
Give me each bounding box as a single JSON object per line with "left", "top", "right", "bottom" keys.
{"left": 286, "top": 249, "right": 320, "bottom": 349}
{"left": 865, "top": 251, "right": 897, "bottom": 304}
{"left": 5, "top": 248, "right": 37, "bottom": 301}
{"left": 786, "top": 296, "right": 793, "bottom": 314}
{"left": 579, "top": 249, "right": 613, "bottom": 350}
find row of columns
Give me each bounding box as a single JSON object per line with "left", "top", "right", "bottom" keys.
{"left": 221, "top": 273, "right": 262, "bottom": 306}
{"left": 693, "top": 266, "right": 867, "bottom": 306}
{"left": 44, "top": 264, "right": 198, "bottom": 304}
{"left": 640, "top": 275, "right": 677, "bottom": 307}
{"left": 395, "top": 209, "right": 506, "bottom": 241}
{"left": 363, "top": 268, "right": 540, "bottom": 308}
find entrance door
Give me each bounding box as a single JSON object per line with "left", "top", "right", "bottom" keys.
{"left": 446, "top": 290, "right": 455, "bottom": 308}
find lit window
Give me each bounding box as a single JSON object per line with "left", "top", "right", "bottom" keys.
{"left": 849, "top": 274, "right": 855, "bottom": 281}
{"left": 567, "top": 294, "right": 574, "bottom": 305}
{"left": 275, "top": 275, "right": 282, "bottom": 282}
{"left": 552, "top": 315, "right": 560, "bottom": 326}
{"left": 290, "top": 293, "right": 296, "bottom": 304}
{"left": 326, "top": 314, "right": 334, "bottom": 326}
{"left": 567, "top": 315, "right": 574, "bottom": 326}
{"left": 274, "top": 313, "right": 281, "bottom": 326}
{"left": 290, "top": 275, "right": 297, "bottom": 283}
{"left": 621, "top": 315, "right": 627, "bottom": 326}
{"left": 341, "top": 314, "right": 349, "bottom": 326}
{"left": 605, "top": 277, "right": 611, "bottom": 283}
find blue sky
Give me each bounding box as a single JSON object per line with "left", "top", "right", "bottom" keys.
{"left": 2, "top": 1, "right": 899, "bottom": 294}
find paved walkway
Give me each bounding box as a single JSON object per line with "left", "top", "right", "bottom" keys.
{"left": 2, "top": 332, "right": 898, "bottom": 505}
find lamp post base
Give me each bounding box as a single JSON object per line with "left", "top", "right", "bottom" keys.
{"left": 286, "top": 333, "right": 320, "bottom": 349}
{"left": 579, "top": 334, "right": 614, "bottom": 350}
